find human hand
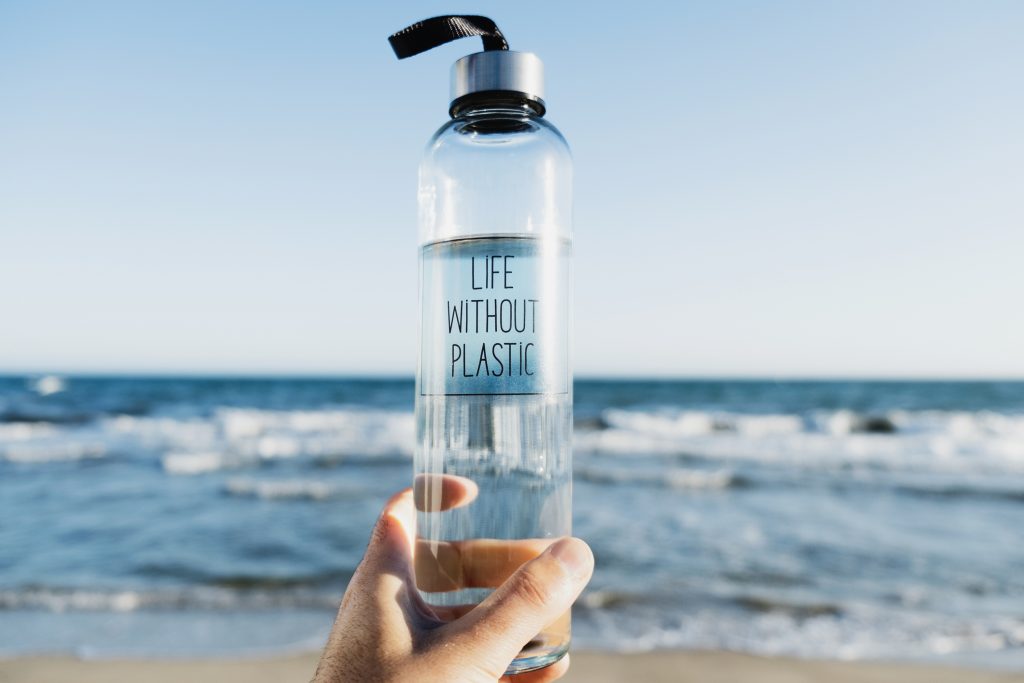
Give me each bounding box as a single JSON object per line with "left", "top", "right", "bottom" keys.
{"left": 313, "top": 484, "right": 593, "bottom": 683}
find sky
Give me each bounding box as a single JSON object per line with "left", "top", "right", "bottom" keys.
{"left": 1, "top": 1, "right": 1022, "bottom": 378}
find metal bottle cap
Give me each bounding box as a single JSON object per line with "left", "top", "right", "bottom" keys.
{"left": 450, "top": 50, "right": 545, "bottom": 115}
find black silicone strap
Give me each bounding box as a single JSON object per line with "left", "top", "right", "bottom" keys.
{"left": 388, "top": 15, "right": 508, "bottom": 59}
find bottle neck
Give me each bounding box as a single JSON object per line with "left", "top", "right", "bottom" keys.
{"left": 449, "top": 91, "right": 545, "bottom": 119}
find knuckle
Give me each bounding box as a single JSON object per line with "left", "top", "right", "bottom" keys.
{"left": 513, "top": 565, "right": 554, "bottom": 610}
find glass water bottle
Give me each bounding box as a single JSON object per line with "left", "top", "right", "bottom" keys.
{"left": 390, "top": 17, "right": 573, "bottom": 674}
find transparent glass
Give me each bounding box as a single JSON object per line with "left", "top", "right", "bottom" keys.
{"left": 415, "top": 102, "right": 573, "bottom": 675}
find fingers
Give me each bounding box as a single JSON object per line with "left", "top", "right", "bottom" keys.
{"left": 500, "top": 655, "right": 570, "bottom": 682}
{"left": 439, "top": 538, "right": 593, "bottom": 674}
{"left": 415, "top": 537, "right": 555, "bottom": 592}
{"left": 414, "top": 473, "right": 479, "bottom": 512}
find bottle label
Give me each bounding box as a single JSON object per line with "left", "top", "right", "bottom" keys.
{"left": 419, "top": 236, "right": 569, "bottom": 396}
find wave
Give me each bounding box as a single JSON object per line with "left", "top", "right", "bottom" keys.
{"left": 576, "top": 408, "right": 1024, "bottom": 474}
{"left": 0, "top": 406, "right": 416, "bottom": 471}
{"left": 4, "top": 577, "right": 1022, "bottom": 665}
{"left": 579, "top": 589, "right": 646, "bottom": 610}
{"left": 6, "top": 402, "right": 1024, "bottom": 480}
{"left": 159, "top": 408, "right": 412, "bottom": 474}
{"left": 574, "top": 603, "right": 1024, "bottom": 660}
{"left": 0, "top": 410, "right": 95, "bottom": 425}
{"left": 162, "top": 451, "right": 231, "bottom": 474}
{"left": 0, "top": 420, "right": 112, "bottom": 463}
{"left": 0, "top": 586, "right": 339, "bottom": 613}
{"left": 0, "top": 407, "right": 415, "bottom": 469}
{"left": 311, "top": 453, "right": 413, "bottom": 468}
{"left": 222, "top": 478, "right": 358, "bottom": 501}
{"left": 577, "top": 462, "right": 1024, "bottom": 504}
{"left": 30, "top": 375, "right": 66, "bottom": 396}
{"left": 577, "top": 466, "right": 745, "bottom": 491}
{"left": 594, "top": 407, "right": 1024, "bottom": 440}
{"left": 1, "top": 440, "right": 107, "bottom": 463}
{"left": 601, "top": 409, "right": 807, "bottom": 437}
{"left": 732, "top": 594, "right": 843, "bottom": 619}
{"left": 890, "top": 482, "right": 1024, "bottom": 503}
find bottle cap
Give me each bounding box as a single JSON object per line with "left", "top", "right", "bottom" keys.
{"left": 389, "top": 15, "right": 545, "bottom": 117}
{"left": 451, "top": 51, "right": 545, "bottom": 116}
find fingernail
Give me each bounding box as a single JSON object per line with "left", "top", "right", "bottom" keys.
{"left": 548, "top": 538, "right": 593, "bottom": 579}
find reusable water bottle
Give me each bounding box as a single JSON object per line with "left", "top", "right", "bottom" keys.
{"left": 389, "top": 16, "right": 573, "bottom": 674}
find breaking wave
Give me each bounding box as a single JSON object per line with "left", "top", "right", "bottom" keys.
{"left": 0, "top": 407, "right": 414, "bottom": 470}
{"left": 576, "top": 599, "right": 1024, "bottom": 661}
{"left": 0, "top": 586, "right": 338, "bottom": 612}
{"left": 5, "top": 404, "right": 1024, "bottom": 483}
{"left": 222, "top": 478, "right": 359, "bottom": 501}
{"left": 577, "top": 466, "right": 745, "bottom": 491}
{"left": 575, "top": 408, "right": 1024, "bottom": 474}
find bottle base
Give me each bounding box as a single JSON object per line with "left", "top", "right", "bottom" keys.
{"left": 504, "top": 640, "right": 569, "bottom": 676}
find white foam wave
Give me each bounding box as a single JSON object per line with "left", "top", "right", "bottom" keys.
{"left": 7, "top": 585, "right": 1020, "bottom": 665}
{"left": 6, "top": 403, "right": 1024, "bottom": 477}
{"left": 578, "top": 466, "right": 738, "bottom": 490}
{"left": 603, "top": 409, "right": 805, "bottom": 438}
{"left": 163, "top": 451, "right": 233, "bottom": 475}
{"left": 156, "top": 408, "right": 415, "bottom": 474}
{"left": 576, "top": 602, "right": 1024, "bottom": 661}
{"left": 577, "top": 408, "right": 1024, "bottom": 474}
{"left": 1, "top": 407, "right": 413, "bottom": 471}
{"left": 2, "top": 439, "right": 106, "bottom": 463}
{"left": 223, "top": 478, "right": 345, "bottom": 501}
{"left": 0, "top": 422, "right": 59, "bottom": 441}
{"left": 0, "top": 586, "right": 337, "bottom": 613}
{"left": 0, "top": 415, "right": 110, "bottom": 463}
{"left": 29, "top": 375, "right": 66, "bottom": 396}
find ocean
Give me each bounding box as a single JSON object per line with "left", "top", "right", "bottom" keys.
{"left": 1, "top": 376, "right": 1022, "bottom": 666}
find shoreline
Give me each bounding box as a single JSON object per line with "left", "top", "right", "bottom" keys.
{"left": 1, "top": 651, "right": 1022, "bottom": 682}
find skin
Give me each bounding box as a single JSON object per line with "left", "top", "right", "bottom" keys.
{"left": 313, "top": 479, "right": 594, "bottom": 683}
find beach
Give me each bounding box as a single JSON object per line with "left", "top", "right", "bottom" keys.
{"left": 2, "top": 651, "right": 1023, "bottom": 683}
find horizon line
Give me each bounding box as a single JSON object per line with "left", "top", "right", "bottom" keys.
{"left": 2, "top": 370, "right": 1023, "bottom": 383}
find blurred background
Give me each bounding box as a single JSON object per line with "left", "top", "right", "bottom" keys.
{"left": 1, "top": 0, "right": 1023, "bottom": 673}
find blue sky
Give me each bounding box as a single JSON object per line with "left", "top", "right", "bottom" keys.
{"left": 1, "top": 1, "right": 1021, "bottom": 377}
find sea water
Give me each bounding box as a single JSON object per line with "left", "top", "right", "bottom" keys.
{"left": 4, "top": 377, "right": 1024, "bottom": 668}
{"left": 415, "top": 236, "right": 572, "bottom": 673}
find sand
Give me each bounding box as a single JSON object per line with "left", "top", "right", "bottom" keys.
{"left": 1, "top": 651, "right": 1021, "bottom": 683}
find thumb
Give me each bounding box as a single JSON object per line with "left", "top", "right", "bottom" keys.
{"left": 440, "top": 537, "right": 593, "bottom": 674}
{"left": 350, "top": 489, "right": 417, "bottom": 590}
{"left": 322, "top": 489, "right": 419, "bottom": 671}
